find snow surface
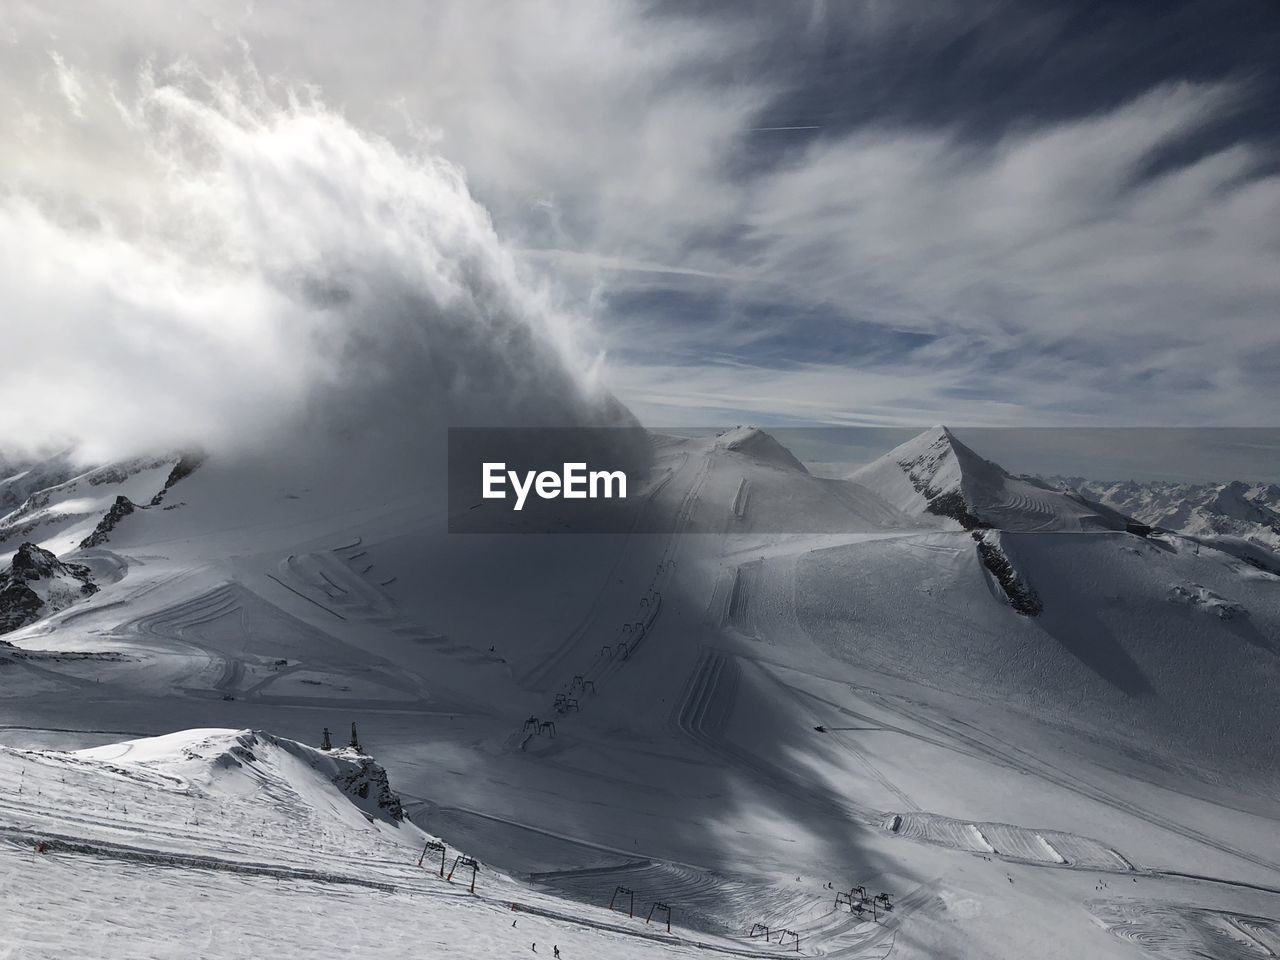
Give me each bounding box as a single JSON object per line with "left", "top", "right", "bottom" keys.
{"left": 1, "top": 426, "right": 1279, "bottom": 959}
{"left": 1057, "top": 476, "right": 1280, "bottom": 550}
{"left": 851, "top": 426, "right": 1128, "bottom": 531}
{"left": 0, "top": 455, "right": 179, "bottom": 563}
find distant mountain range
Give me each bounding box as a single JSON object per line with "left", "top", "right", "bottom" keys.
{"left": 6, "top": 430, "right": 1278, "bottom": 562}
{"left": 1045, "top": 476, "right": 1280, "bottom": 551}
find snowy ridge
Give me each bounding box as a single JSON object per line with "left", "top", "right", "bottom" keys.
{"left": 716, "top": 426, "right": 809, "bottom": 474}
{"left": 1054, "top": 476, "right": 1280, "bottom": 550}
{"left": 0, "top": 450, "right": 78, "bottom": 515}
{"left": 0, "top": 454, "right": 181, "bottom": 561}
{"left": 851, "top": 425, "right": 1129, "bottom": 531}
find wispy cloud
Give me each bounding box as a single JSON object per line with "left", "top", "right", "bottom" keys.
{"left": 0, "top": 65, "right": 614, "bottom": 461}
{"left": 1, "top": 0, "right": 1277, "bottom": 457}
{"left": 47, "top": 51, "right": 85, "bottom": 118}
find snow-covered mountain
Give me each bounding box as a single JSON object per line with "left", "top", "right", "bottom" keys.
{"left": 3, "top": 424, "right": 1280, "bottom": 960}
{"left": 1, "top": 727, "right": 779, "bottom": 959}
{"left": 0, "top": 453, "right": 197, "bottom": 561}
{"left": 715, "top": 425, "right": 810, "bottom": 473}
{"left": 850, "top": 425, "right": 1130, "bottom": 531}
{"left": 0, "top": 449, "right": 78, "bottom": 516}
{"left": 1052, "top": 476, "right": 1280, "bottom": 550}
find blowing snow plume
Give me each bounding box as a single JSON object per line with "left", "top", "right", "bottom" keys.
{"left": 0, "top": 65, "right": 625, "bottom": 467}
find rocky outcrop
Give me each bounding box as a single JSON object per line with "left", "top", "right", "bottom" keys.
{"left": 0, "top": 542, "right": 98, "bottom": 634}
{"left": 973, "top": 531, "right": 1041, "bottom": 616}
{"left": 79, "top": 496, "right": 137, "bottom": 549}
{"left": 149, "top": 452, "right": 204, "bottom": 506}
{"left": 923, "top": 488, "right": 988, "bottom": 531}
{"left": 330, "top": 749, "right": 406, "bottom": 821}
{"left": 76, "top": 452, "right": 204, "bottom": 547}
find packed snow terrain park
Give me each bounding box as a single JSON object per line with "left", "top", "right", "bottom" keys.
{"left": 3, "top": 3, "right": 1280, "bottom": 959}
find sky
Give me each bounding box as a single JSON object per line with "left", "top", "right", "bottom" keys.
{"left": 761, "top": 426, "right": 1280, "bottom": 484}
{"left": 1, "top": 0, "right": 1278, "bottom": 465}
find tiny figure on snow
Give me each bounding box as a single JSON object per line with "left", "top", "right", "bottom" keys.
{"left": 554, "top": 948, "right": 560, "bottom": 958}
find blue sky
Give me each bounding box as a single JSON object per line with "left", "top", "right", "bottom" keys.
{"left": 574, "top": 1, "right": 1280, "bottom": 428}
{"left": 1, "top": 0, "right": 1277, "bottom": 463}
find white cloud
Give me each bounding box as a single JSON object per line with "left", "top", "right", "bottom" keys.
{"left": 48, "top": 50, "right": 85, "bottom": 117}
{"left": 0, "top": 68, "right": 613, "bottom": 462}
{"left": 1, "top": 0, "right": 1276, "bottom": 458}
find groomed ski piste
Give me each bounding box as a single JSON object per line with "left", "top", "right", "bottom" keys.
{"left": 3, "top": 426, "right": 1280, "bottom": 959}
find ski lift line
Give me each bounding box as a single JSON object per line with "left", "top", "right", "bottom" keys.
{"left": 527, "top": 448, "right": 692, "bottom": 704}
{"left": 749, "top": 124, "right": 822, "bottom": 131}
{"left": 503, "top": 898, "right": 780, "bottom": 959}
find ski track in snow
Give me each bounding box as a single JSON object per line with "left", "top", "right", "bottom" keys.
{"left": 885, "top": 812, "right": 1129, "bottom": 869}
{"left": 3, "top": 430, "right": 1280, "bottom": 958}
{"left": 1090, "top": 899, "right": 1280, "bottom": 959}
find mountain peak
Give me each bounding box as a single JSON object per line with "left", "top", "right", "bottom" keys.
{"left": 851, "top": 426, "right": 1127, "bottom": 532}
{"left": 10, "top": 541, "right": 67, "bottom": 582}
{"left": 1, "top": 542, "right": 99, "bottom": 635}
{"left": 715, "top": 426, "right": 808, "bottom": 473}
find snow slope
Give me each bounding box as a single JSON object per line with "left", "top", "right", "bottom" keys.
{"left": 2, "top": 427, "right": 1279, "bottom": 959}
{"left": 851, "top": 425, "right": 1130, "bottom": 531}
{"left": 0, "top": 729, "right": 749, "bottom": 960}
{"left": 0, "top": 450, "right": 78, "bottom": 515}
{"left": 0, "top": 455, "right": 184, "bottom": 562}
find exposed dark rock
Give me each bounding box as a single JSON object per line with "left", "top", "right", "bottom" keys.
{"left": 332, "top": 751, "right": 405, "bottom": 820}
{"left": 0, "top": 542, "right": 98, "bottom": 634}
{"left": 972, "top": 532, "right": 1041, "bottom": 616}
{"left": 150, "top": 452, "right": 205, "bottom": 506}
{"left": 895, "top": 432, "right": 990, "bottom": 530}
{"left": 0, "top": 583, "right": 43, "bottom": 634}
{"left": 924, "top": 489, "right": 988, "bottom": 531}
{"left": 1242, "top": 555, "right": 1280, "bottom": 577}
{"left": 79, "top": 496, "right": 137, "bottom": 549}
